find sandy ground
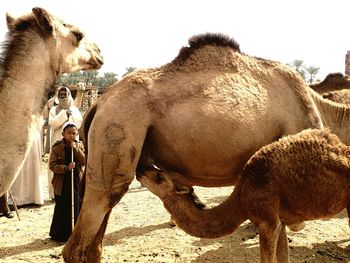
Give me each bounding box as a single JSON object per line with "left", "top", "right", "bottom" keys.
{"left": 0, "top": 156, "right": 350, "bottom": 263}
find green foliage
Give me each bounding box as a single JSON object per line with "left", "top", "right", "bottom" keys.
{"left": 55, "top": 70, "right": 119, "bottom": 92}
{"left": 288, "top": 60, "right": 320, "bottom": 84}
{"left": 55, "top": 66, "right": 138, "bottom": 93}
{"left": 304, "top": 65, "right": 320, "bottom": 84}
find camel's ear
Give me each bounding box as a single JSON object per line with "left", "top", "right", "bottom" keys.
{"left": 174, "top": 185, "right": 190, "bottom": 194}
{"left": 32, "top": 7, "right": 53, "bottom": 35}
{"left": 6, "top": 13, "right": 16, "bottom": 33}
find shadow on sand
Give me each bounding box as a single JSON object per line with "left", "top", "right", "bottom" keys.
{"left": 0, "top": 238, "right": 63, "bottom": 259}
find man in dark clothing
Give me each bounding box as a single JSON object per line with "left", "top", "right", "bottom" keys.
{"left": 49, "top": 122, "right": 85, "bottom": 242}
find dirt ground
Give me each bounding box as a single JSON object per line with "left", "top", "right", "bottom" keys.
{"left": 0, "top": 156, "right": 350, "bottom": 263}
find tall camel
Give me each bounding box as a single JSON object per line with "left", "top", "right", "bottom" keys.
{"left": 137, "top": 128, "right": 350, "bottom": 263}
{"left": 63, "top": 33, "right": 328, "bottom": 262}
{"left": 0, "top": 8, "right": 103, "bottom": 195}
{"left": 64, "top": 33, "right": 350, "bottom": 262}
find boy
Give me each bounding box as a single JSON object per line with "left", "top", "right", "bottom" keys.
{"left": 49, "top": 122, "right": 85, "bottom": 242}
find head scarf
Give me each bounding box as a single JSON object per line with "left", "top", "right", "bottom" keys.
{"left": 57, "top": 86, "right": 73, "bottom": 110}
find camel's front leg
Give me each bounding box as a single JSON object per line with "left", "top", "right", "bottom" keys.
{"left": 63, "top": 119, "right": 148, "bottom": 262}
{"left": 86, "top": 210, "right": 112, "bottom": 262}
{"left": 63, "top": 186, "right": 116, "bottom": 263}
{"left": 63, "top": 160, "right": 133, "bottom": 262}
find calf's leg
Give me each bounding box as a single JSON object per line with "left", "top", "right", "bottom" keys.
{"left": 258, "top": 220, "right": 282, "bottom": 263}
{"left": 276, "top": 223, "right": 289, "bottom": 263}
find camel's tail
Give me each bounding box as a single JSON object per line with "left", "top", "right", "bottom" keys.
{"left": 79, "top": 104, "right": 97, "bottom": 205}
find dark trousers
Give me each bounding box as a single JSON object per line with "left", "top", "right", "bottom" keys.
{"left": 0, "top": 193, "right": 10, "bottom": 214}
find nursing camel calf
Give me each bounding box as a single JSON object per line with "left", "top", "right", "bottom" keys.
{"left": 138, "top": 128, "right": 350, "bottom": 263}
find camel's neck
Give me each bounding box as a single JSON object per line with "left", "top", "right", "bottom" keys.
{"left": 163, "top": 189, "right": 246, "bottom": 238}
{"left": 309, "top": 88, "right": 350, "bottom": 144}
{"left": 74, "top": 89, "right": 85, "bottom": 109}
{"left": 0, "top": 49, "right": 54, "bottom": 142}
{"left": 0, "top": 41, "right": 55, "bottom": 194}
{"left": 1, "top": 39, "right": 55, "bottom": 114}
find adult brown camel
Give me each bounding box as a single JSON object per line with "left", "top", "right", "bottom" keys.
{"left": 138, "top": 128, "right": 350, "bottom": 263}
{"left": 310, "top": 72, "right": 350, "bottom": 94}
{"left": 0, "top": 8, "right": 103, "bottom": 195}
{"left": 63, "top": 33, "right": 329, "bottom": 262}
{"left": 64, "top": 33, "right": 350, "bottom": 262}
{"left": 309, "top": 72, "right": 350, "bottom": 104}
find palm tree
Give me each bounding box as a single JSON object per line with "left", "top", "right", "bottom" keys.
{"left": 290, "top": 60, "right": 306, "bottom": 80}
{"left": 305, "top": 66, "right": 320, "bottom": 84}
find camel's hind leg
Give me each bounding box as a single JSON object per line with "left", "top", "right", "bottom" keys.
{"left": 258, "top": 219, "right": 282, "bottom": 263}
{"left": 276, "top": 223, "right": 289, "bottom": 263}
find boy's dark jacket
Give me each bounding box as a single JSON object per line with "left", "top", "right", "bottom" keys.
{"left": 49, "top": 139, "right": 85, "bottom": 196}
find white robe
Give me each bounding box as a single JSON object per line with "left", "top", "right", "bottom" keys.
{"left": 48, "top": 105, "right": 82, "bottom": 148}
{"left": 10, "top": 123, "right": 44, "bottom": 206}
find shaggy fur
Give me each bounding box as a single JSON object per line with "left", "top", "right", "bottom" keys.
{"left": 322, "top": 89, "right": 350, "bottom": 104}
{"left": 172, "top": 33, "right": 240, "bottom": 65}
{"left": 138, "top": 128, "right": 350, "bottom": 263}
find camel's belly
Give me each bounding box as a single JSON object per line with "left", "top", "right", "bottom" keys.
{"left": 147, "top": 101, "right": 281, "bottom": 186}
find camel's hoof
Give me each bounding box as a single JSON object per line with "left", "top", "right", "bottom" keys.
{"left": 168, "top": 218, "right": 176, "bottom": 227}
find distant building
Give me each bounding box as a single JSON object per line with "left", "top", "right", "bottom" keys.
{"left": 346, "top": 51, "right": 350, "bottom": 75}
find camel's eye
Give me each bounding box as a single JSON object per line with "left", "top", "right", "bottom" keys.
{"left": 155, "top": 172, "right": 164, "bottom": 184}
{"left": 73, "top": 31, "right": 83, "bottom": 42}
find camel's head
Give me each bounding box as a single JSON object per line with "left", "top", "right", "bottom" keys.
{"left": 137, "top": 167, "right": 190, "bottom": 199}
{"left": 77, "top": 82, "right": 86, "bottom": 91}
{"left": 5, "top": 7, "right": 103, "bottom": 76}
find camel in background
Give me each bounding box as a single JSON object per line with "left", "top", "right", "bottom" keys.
{"left": 138, "top": 128, "right": 350, "bottom": 263}
{"left": 309, "top": 73, "right": 350, "bottom": 104}
{"left": 310, "top": 72, "right": 350, "bottom": 94}
{"left": 0, "top": 7, "right": 103, "bottom": 195}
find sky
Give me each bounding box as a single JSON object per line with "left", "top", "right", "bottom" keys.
{"left": 1, "top": 0, "right": 350, "bottom": 80}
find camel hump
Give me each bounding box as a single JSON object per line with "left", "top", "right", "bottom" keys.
{"left": 310, "top": 72, "right": 350, "bottom": 93}
{"left": 188, "top": 33, "right": 240, "bottom": 51}
{"left": 172, "top": 33, "right": 240, "bottom": 65}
